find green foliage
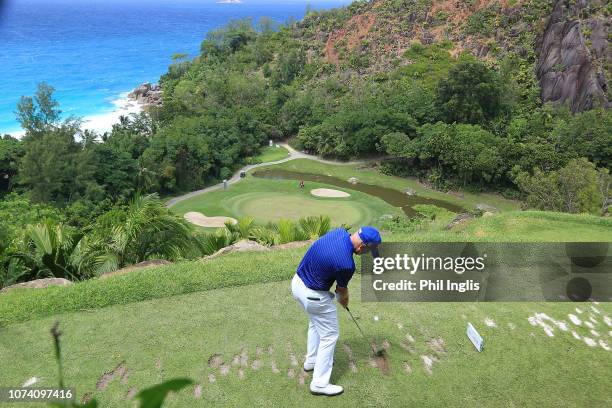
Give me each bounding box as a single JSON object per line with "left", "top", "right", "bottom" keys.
{"left": 77, "top": 194, "right": 200, "bottom": 275}
{"left": 199, "top": 215, "right": 332, "bottom": 251}
{"left": 277, "top": 219, "right": 309, "bottom": 244}
{"left": 465, "top": 4, "right": 499, "bottom": 37}
{"left": 0, "top": 193, "right": 65, "bottom": 242}
{"left": 553, "top": 108, "right": 612, "bottom": 169}
{"left": 199, "top": 228, "right": 236, "bottom": 256}
{"left": 18, "top": 126, "right": 87, "bottom": 204}
{"left": 435, "top": 60, "right": 507, "bottom": 125}
{"left": 225, "top": 216, "right": 255, "bottom": 240}
{"left": 0, "top": 249, "right": 305, "bottom": 326}
{"left": 399, "top": 42, "right": 455, "bottom": 89}
{"left": 0, "top": 135, "right": 23, "bottom": 195}
{"left": 9, "top": 221, "right": 83, "bottom": 282}
{"left": 270, "top": 48, "right": 306, "bottom": 87}
{"left": 385, "top": 122, "right": 505, "bottom": 187}
{"left": 15, "top": 82, "right": 63, "bottom": 136}
{"left": 299, "top": 215, "right": 332, "bottom": 239}
{"left": 515, "top": 158, "right": 607, "bottom": 215}
{"left": 249, "top": 225, "right": 279, "bottom": 246}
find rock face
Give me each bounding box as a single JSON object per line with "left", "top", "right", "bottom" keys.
{"left": 536, "top": 0, "right": 610, "bottom": 113}
{"left": 128, "top": 82, "right": 163, "bottom": 109}
{"left": 0, "top": 278, "right": 72, "bottom": 293}
{"left": 444, "top": 213, "right": 472, "bottom": 230}
{"left": 475, "top": 203, "right": 498, "bottom": 213}
{"left": 203, "top": 239, "right": 269, "bottom": 260}
{"left": 272, "top": 239, "right": 315, "bottom": 250}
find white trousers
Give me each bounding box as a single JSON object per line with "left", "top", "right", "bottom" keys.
{"left": 291, "top": 274, "right": 339, "bottom": 387}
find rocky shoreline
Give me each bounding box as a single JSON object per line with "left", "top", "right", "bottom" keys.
{"left": 128, "top": 82, "right": 162, "bottom": 109}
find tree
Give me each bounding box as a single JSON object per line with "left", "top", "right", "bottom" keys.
{"left": 0, "top": 194, "right": 65, "bottom": 264}
{"left": 141, "top": 116, "right": 213, "bottom": 192}
{"left": 554, "top": 108, "right": 612, "bottom": 169}
{"left": 15, "top": 83, "right": 62, "bottom": 136}
{"left": 0, "top": 136, "right": 23, "bottom": 194}
{"left": 435, "top": 60, "right": 506, "bottom": 125}
{"left": 515, "top": 158, "right": 604, "bottom": 214}
{"left": 271, "top": 48, "right": 306, "bottom": 88}
{"left": 450, "top": 124, "right": 504, "bottom": 185}
{"left": 17, "top": 127, "right": 83, "bottom": 203}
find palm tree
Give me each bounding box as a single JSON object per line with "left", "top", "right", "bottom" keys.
{"left": 81, "top": 194, "right": 200, "bottom": 275}
{"left": 10, "top": 220, "right": 83, "bottom": 281}
{"left": 224, "top": 216, "right": 255, "bottom": 240}
{"left": 299, "top": 215, "right": 331, "bottom": 239}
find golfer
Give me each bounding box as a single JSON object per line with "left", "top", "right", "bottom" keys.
{"left": 291, "top": 226, "right": 381, "bottom": 396}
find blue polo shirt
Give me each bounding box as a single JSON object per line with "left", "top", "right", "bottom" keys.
{"left": 296, "top": 228, "right": 356, "bottom": 291}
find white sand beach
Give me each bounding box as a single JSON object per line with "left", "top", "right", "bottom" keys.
{"left": 80, "top": 92, "right": 142, "bottom": 134}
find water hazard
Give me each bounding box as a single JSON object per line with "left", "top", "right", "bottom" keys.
{"left": 252, "top": 169, "right": 465, "bottom": 217}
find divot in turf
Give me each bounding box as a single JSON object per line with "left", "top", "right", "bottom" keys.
{"left": 427, "top": 337, "right": 446, "bottom": 355}
{"left": 208, "top": 354, "right": 223, "bottom": 368}
{"left": 342, "top": 343, "right": 358, "bottom": 373}
{"left": 193, "top": 384, "right": 202, "bottom": 399}
{"left": 421, "top": 355, "right": 438, "bottom": 375}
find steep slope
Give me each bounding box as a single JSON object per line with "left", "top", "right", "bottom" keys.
{"left": 536, "top": 0, "right": 610, "bottom": 112}
{"left": 296, "top": 0, "right": 610, "bottom": 112}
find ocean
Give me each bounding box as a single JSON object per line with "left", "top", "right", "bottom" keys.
{"left": 0, "top": 0, "right": 350, "bottom": 135}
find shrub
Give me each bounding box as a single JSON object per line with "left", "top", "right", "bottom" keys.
{"left": 515, "top": 158, "right": 607, "bottom": 215}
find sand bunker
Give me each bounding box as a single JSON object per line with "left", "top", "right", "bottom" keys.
{"left": 310, "top": 188, "right": 351, "bottom": 198}
{"left": 184, "top": 211, "right": 237, "bottom": 228}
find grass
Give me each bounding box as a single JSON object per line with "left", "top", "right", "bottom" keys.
{"left": 2, "top": 154, "right": 610, "bottom": 406}
{"left": 1, "top": 209, "right": 609, "bottom": 328}
{"left": 268, "top": 159, "right": 521, "bottom": 212}
{"left": 252, "top": 145, "right": 289, "bottom": 163}
{"left": 170, "top": 176, "right": 402, "bottom": 227}
{"left": 383, "top": 207, "right": 612, "bottom": 242}
{"left": 0, "top": 249, "right": 305, "bottom": 327}
{"left": 0, "top": 273, "right": 610, "bottom": 407}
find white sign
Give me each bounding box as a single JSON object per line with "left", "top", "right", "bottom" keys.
{"left": 467, "top": 322, "right": 484, "bottom": 352}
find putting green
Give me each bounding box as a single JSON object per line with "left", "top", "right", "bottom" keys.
{"left": 225, "top": 192, "right": 372, "bottom": 225}
{"left": 170, "top": 176, "right": 402, "bottom": 227}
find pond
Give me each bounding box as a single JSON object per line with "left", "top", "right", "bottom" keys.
{"left": 252, "top": 169, "right": 466, "bottom": 217}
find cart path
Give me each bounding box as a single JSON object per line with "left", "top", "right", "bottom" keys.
{"left": 165, "top": 143, "right": 365, "bottom": 208}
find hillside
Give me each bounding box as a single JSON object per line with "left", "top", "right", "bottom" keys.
{"left": 2, "top": 1, "right": 610, "bottom": 294}
{"left": 1, "top": 214, "right": 610, "bottom": 406}
{"left": 295, "top": 0, "right": 610, "bottom": 111}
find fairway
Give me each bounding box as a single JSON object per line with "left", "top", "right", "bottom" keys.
{"left": 253, "top": 145, "right": 289, "bottom": 163}
{"left": 170, "top": 175, "right": 402, "bottom": 227}
{"left": 1, "top": 274, "right": 610, "bottom": 407}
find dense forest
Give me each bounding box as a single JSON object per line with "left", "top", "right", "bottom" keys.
{"left": 1, "top": 0, "right": 610, "bottom": 287}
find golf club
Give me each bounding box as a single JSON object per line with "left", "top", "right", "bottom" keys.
{"left": 345, "top": 307, "right": 384, "bottom": 356}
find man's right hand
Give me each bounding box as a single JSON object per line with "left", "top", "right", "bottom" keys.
{"left": 339, "top": 295, "right": 349, "bottom": 309}
{"left": 336, "top": 286, "right": 349, "bottom": 309}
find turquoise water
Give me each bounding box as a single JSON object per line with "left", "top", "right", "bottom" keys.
{"left": 0, "top": 0, "right": 349, "bottom": 134}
